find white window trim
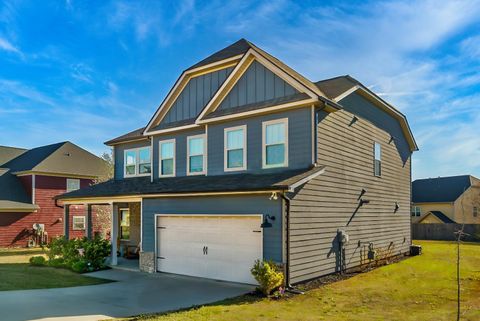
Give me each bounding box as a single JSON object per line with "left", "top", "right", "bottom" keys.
{"left": 159, "top": 139, "right": 176, "bottom": 178}
{"left": 374, "top": 142, "right": 382, "bottom": 177}
{"left": 72, "top": 215, "right": 86, "bottom": 230}
{"left": 411, "top": 206, "right": 421, "bottom": 217}
{"left": 224, "top": 125, "right": 247, "bottom": 172}
{"left": 66, "top": 178, "right": 80, "bottom": 192}
{"left": 124, "top": 147, "right": 152, "bottom": 178}
{"left": 262, "top": 118, "right": 289, "bottom": 169}
{"left": 187, "top": 134, "right": 207, "bottom": 176}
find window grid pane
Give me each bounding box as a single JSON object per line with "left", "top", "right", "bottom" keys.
{"left": 227, "top": 149, "right": 243, "bottom": 168}
{"left": 161, "top": 159, "right": 174, "bottom": 175}
{"left": 161, "top": 142, "right": 174, "bottom": 158}
{"left": 226, "top": 129, "right": 244, "bottom": 150}
{"left": 189, "top": 155, "right": 204, "bottom": 173}
{"left": 189, "top": 137, "right": 204, "bottom": 156}
{"left": 266, "top": 144, "right": 285, "bottom": 165}
{"left": 266, "top": 123, "right": 285, "bottom": 145}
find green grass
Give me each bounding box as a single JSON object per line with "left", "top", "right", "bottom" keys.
{"left": 0, "top": 247, "right": 111, "bottom": 291}
{"left": 122, "top": 241, "right": 480, "bottom": 321}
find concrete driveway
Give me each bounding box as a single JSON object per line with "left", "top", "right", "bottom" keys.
{"left": 0, "top": 269, "right": 254, "bottom": 321}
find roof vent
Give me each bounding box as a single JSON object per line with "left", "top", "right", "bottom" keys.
{"left": 64, "top": 152, "right": 71, "bottom": 157}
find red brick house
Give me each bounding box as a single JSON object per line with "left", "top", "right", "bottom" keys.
{"left": 0, "top": 142, "right": 109, "bottom": 247}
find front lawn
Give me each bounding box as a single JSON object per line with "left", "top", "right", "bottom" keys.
{"left": 0, "top": 247, "right": 111, "bottom": 291}
{"left": 123, "top": 241, "right": 480, "bottom": 321}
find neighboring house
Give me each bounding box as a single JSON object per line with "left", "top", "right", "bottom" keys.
{"left": 57, "top": 39, "right": 418, "bottom": 285}
{"left": 412, "top": 175, "right": 480, "bottom": 224}
{"left": 0, "top": 142, "right": 109, "bottom": 247}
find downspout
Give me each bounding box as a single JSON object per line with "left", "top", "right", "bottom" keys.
{"left": 279, "top": 192, "right": 292, "bottom": 289}
{"left": 150, "top": 136, "right": 154, "bottom": 183}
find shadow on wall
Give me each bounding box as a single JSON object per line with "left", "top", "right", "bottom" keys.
{"left": 0, "top": 212, "right": 30, "bottom": 226}
{"left": 11, "top": 228, "right": 32, "bottom": 246}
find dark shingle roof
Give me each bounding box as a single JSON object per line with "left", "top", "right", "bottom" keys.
{"left": 1, "top": 142, "right": 65, "bottom": 172}
{"left": 186, "top": 39, "right": 252, "bottom": 71}
{"left": 104, "top": 127, "right": 147, "bottom": 145}
{"left": 57, "top": 166, "right": 325, "bottom": 200}
{"left": 315, "top": 76, "right": 357, "bottom": 100}
{"left": 426, "top": 211, "right": 456, "bottom": 223}
{"left": 412, "top": 175, "right": 473, "bottom": 203}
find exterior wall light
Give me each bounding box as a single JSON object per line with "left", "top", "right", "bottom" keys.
{"left": 261, "top": 214, "right": 276, "bottom": 228}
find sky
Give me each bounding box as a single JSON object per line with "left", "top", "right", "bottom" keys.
{"left": 0, "top": 0, "right": 479, "bottom": 180}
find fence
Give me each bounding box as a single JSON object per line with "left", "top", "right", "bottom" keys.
{"left": 412, "top": 224, "right": 480, "bottom": 242}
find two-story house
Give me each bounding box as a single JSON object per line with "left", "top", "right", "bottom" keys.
{"left": 412, "top": 175, "right": 480, "bottom": 224}
{"left": 0, "top": 142, "right": 109, "bottom": 247}
{"left": 57, "top": 39, "right": 418, "bottom": 285}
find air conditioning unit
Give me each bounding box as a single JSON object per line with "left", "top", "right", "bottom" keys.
{"left": 410, "top": 245, "right": 422, "bottom": 256}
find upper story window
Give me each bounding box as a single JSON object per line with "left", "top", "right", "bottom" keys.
{"left": 124, "top": 147, "right": 151, "bottom": 177}
{"left": 411, "top": 206, "right": 421, "bottom": 217}
{"left": 159, "top": 139, "right": 175, "bottom": 177}
{"left": 187, "top": 134, "right": 206, "bottom": 175}
{"left": 474, "top": 207, "right": 478, "bottom": 217}
{"left": 224, "top": 125, "right": 247, "bottom": 171}
{"left": 374, "top": 142, "right": 382, "bottom": 177}
{"left": 66, "top": 178, "right": 80, "bottom": 192}
{"left": 263, "top": 118, "right": 288, "bottom": 168}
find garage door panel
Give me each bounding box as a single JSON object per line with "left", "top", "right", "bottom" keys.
{"left": 156, "top": 215, "right": 262, "bottom": 284}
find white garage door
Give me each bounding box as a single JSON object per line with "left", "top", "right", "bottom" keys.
{"left": 156, "top": 215, "right": 262, "bottom": 284}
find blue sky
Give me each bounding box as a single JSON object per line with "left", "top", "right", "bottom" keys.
{"left": 0, "top": 0, "right": 479, "bottom": 179}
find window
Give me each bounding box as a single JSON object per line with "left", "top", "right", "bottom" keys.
{"left": 411, "top": 206, "right": 421, "bottom": 217}
{"left": 187, "top": 135, "right": 206, "bottom": 175}
{"left": 374, "top": 142, "right": 381, "bottom": 177}
{"left": 159, "top": 139, "right": 175, "bottom": 177}
{"left": 224, "top": 125, "right": 246, "bottom": 171}
{"left": 124, "top": 147, "right": 151, "bottom": 177}
{"left": 66, "top": 178, "right": 80, "bottom": 192}
{"left": 474, "top": 207, "right": 478, "bottom": 217}
{"left": 72, "top": 216, "right": 86, "bottom": 230}
{"left": 119, "top": 209, "right": 130, "bottom": 240}
{"left": 262, "top": 119, "right": 288, "bottom": 168}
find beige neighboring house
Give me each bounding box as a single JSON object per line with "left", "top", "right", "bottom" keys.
{"left": 412, "top": 175, "right": 480, "bottom": 224}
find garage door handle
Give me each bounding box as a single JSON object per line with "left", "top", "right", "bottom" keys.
{"left": 203, "top": 246, "right": 208, "bottom": 255}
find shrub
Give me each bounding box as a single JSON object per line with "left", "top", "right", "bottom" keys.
{"left": 46, "top": 236, "right": 111, "bottom": 273}
{"left": 251, "top": 260, "right": 284, "bottom": 296}
{"left": 29, "top": 256, "right": 46, "bottom": 266}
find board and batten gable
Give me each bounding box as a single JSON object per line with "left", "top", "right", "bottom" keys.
{"left": 207, "top": 107, "right": 314, "bottom": 175}
{"left": 142, "top": 195, "right": 283, "bottom": 262}
{"left": 217, "top": 60, "right": 299, "bottom": 110}
{"left": 288, "top": 104, "right": 412, "bottom": 283}
{"left": 113, "top": 140, "right": 150, "bottom": 180}
{"left": 160, "top": 67, "right": 234, "bottom": 126}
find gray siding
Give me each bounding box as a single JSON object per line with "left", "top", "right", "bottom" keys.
{"left": 152, "top": 128, "right": 205, "bottom": 178}
{"left": 161, "top": 67, "right": 234, "bottom": 125}
{"left": 114, "top": 140, "right": 150, "bottom": 180}
{"left": 288, "top": 107, "right": 412, "bottom": 284}
{"left": 339, "top": 92, "right": 411, "bottom": 163}
{"left": 218, "top": 61, "right": 299, "bottom": 110}
{"left": 207, "top": 107, "right": 313, "bottom": 175}
{"left": 142, "top": 195, "right": 283, "bottom": 262}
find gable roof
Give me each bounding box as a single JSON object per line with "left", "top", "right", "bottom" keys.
{"left": 0, "top": 146, "right": 27, "bottom": 166}
{"left": 56, "top": 166, "right": 325, "bottom": 200}
{"left": 412, "top": 175, "right": 473, "bottom": 203}
{"left": 315, "top": 75, "right": 418, "bottom": 152}
{"left": 186, "top": 39, "right": 251, "bottom": 71}
{"left": 420, "top": 211, "right": 456, "bottom": 224}
{"left": 1, "top": 142, "right": 108, "bottom": 178}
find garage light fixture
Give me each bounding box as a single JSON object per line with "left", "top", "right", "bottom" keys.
{"left": 261, "top": 214, "right": 275, "bottom": 228}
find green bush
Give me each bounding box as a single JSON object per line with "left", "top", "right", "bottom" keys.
{"left": 251, "top": 260, "right": 284, "bottom": 296}
{"left": 29, "top": 256, "right": 46, "bottom": 266}
{"left": 46, "top": 236, "right": 111, "bottom": 273}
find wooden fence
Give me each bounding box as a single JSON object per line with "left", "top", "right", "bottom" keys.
{"left": 412, "top": 223, "right": 480, "bottom": 242}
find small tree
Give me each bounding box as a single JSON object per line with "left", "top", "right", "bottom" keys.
{"left": 251, "top": 260, "right": 284, "bottom": 296}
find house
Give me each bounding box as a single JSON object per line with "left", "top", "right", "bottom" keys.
{"left": 0, "top": 142, "right": 109, "bottom": 247}
{"left": 57, "top": 39, "right": 418, "bottom": 285}
{"left": 412, "top": 175, "right": 480, "bottom": 224}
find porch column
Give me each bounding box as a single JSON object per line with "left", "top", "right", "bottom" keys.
{"left": 110, "top": 203, "right": 118, "bottom": 265}
{"left": 85, "top": 204, "right": 93, "bottom": 239}
{"left": 64, "top": 205, "right": 70, "bottom": 240}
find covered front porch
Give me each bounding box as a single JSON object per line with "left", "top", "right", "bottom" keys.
{"left": 62, "top": 197, "right": 144, "bottom": 272}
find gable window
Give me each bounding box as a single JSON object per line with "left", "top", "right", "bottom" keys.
{"left": 374, "top": 142, "right": 382, "bottom": 177}
{"left": 119, "top": 209, "right": 130, "bottom": 240}
{"left": 263, "top": 119, "right": 288, "bottom": 168}
{"left": 474, "top": 207, "right": 478, "bottom": 217}
{"left": 124, "top": 147, "right": 151, "bottom": 177}
{"left": 159, "top": 139, "right": 175, "bottom": 177}
{"left": 224, "top": 125, "right": 246, "bottom": 171}
{"left": 411, "top": 206, "right": 421, "bottom": 217}
{"left": 187, "top": 134, "right": 206, "bottom": 175}
{"left": 66, "top": 178, "right": 80, "bottom": 192}
{"left": 72, "top": 216, "right": 86, "bottom": 230}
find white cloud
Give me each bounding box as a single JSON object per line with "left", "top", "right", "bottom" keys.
{"left": 0, "top": 36, "right": 21, "bottom": 55}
